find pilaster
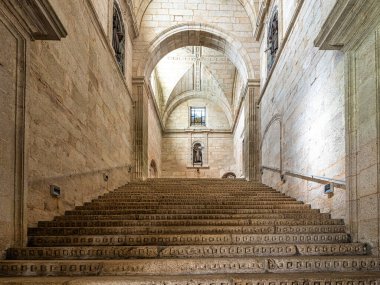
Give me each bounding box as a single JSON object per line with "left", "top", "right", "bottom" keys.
{"left": 244, "top": 79, "right": 261, "bottom": 181}
{"left": 132, "top": 77, "right": 149, "bottom": 180}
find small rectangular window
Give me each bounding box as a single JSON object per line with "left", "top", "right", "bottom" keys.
{"left": 190, "top": 107, "right": 206, "bottom": 126}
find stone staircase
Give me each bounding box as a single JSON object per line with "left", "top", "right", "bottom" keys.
{"left": 1, "top": 178, "right": 380, "bottom": 284}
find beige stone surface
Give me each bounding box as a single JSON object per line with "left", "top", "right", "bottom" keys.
{"left": 148, "top": 96, "right": 162, "bottom": 178}
{"left": 0, "top": 15, "right": 17, "bottom": 259}
{"left": 26, "top": 0, "right": 135, "bottom": 226}
{"left": 161, "top": 133, "right": 235, "bottom": 178}
{"left": 260, "top": 0, "right": 346, "bottom": 220}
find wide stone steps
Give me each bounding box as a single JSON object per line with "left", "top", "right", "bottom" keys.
{"left": 28, "top": 233, "right": 350, "bottom": 246}
{"left": 53, "top": 212, "right": 333, "bottom": 220}
{"left": 97, "top": 197, "right": 297, "bottom": 202}
{"left": 78, "top": 203, "right": 308, "bottom": 209}
{"left": 64, "top": 209, "right": 321, "bottom": 216}
{"left": 2, "top": 256, "right": 380, "bottom": 276}
{"left": 7, "top": 243, "right": 367, "bottom": 260}
{"left": 27, "top": 225, "right": 347, "bottom": 236}
{"left": 38, "top": 218, "right": 345, "bottom": 227}
{"left": 1, "top": 178, "right": 378, "bottom": 281}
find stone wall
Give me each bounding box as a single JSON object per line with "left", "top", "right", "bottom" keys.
{"left": 345, "top": 24, "right": 380, "bottom": 256}
{"left": 148, "top": 97, "right": 163, "bottom": 177}
{"left": 90, "top": 0, "right": 110, "bottom": 35}
{"left": 161, "top": 133, "right": 235, "bottom": 178}
{"left": 260, "top": 0, "right": 346, "bottom": 219}
{"left": 0, "top": 10, "right": 25, "bottom": 258}
{"left": 233, "top": 106, "right": 245, "bottom": 178}
{"left": 166, "top": 98, "right": 231, "bottom": 130}
{"left": 26, "top": 0, "right": 135, "bottom": 226}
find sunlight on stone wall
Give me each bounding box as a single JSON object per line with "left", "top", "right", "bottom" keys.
{"left": 260, "top": 0, "right": 345, "bottom": 219}
{"left": 233, "top": 106, "right": 245, "bottom": 178}
{"left": 27, "top": 0, "right": 135, "bottom": 226}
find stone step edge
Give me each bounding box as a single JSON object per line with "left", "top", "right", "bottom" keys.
{"left": 52, "top": 213, "right": 333, "bottom": 220}
{"left": 27, "top": 225, "right": 347, "bottom": 236}
{"left": 1, "top": 272, "right": 380, "bottom": 285}
{"left": 7, "top": 243, "right": 368, "bottom": 260}
{"left": 1, "top": 256, "right": 380, "bottom": 276}
{"left": 28, "top": 233, "right": 350, "bottom": 246}
{"left": 71, "top": 208, "right": 313, "bottom": 212}
{"left": 38, "top": 220, "right": 345, "bottom": 227}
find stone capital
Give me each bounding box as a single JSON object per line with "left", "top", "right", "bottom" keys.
{"left": 315, "top": 0, "right": 380, "bottom": 51}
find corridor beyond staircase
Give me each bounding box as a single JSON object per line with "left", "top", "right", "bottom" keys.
{"left": 1, "top": 178, "right": 380, "bottom": 284}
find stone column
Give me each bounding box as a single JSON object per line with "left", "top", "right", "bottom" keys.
{"left": 243, "top": 79, "right": 261, "bottom": 181}
{"left": 132, "top": 77, "right": 149, "bottom": 180}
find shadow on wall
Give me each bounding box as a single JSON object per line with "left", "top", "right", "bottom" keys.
{"left": 149, "top": 160, "right": 158, "bottom": 178}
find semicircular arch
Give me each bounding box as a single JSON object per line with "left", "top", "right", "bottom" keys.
{"left": 137, "top": 23, "right": 255, "bottom": 81}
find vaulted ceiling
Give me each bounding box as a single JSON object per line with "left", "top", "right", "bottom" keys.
{"left": 150, "top": 46, "right": 244, "bottom": 129}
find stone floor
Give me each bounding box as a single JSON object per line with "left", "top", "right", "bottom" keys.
{"left": 1, "top": 178, "right": 380, "bottom": 283}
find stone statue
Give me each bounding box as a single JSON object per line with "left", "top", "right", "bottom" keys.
{"left": 193, "top": 144, "right": 203, "bottom": 164}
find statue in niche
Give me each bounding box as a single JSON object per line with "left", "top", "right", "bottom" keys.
{"left": 193, "top": 143, "right": 203, "bottom": 166}
{"left": 267, "top": 10, "right": 279, "bottom": 71}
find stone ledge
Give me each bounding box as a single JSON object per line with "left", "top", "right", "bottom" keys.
{"left": 38, "top": 218, "right": 344, "bottom": 228}
{"left": 27, "top": 225, "right": 346, "bottom": 236}
{"left": 7, "top": 243, "right": 367, "bottom": 260}
{"left": 1, "top": 272, "right": 380, "bottom": 285}
{"left": 28, "top": 233, "right": 349, "bottom": 246}
{"left": 1, "top": 256, "right": 380, "bottom": 276}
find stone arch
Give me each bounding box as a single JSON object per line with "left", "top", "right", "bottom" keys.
{"left": 192, "top": 141, "right": 205, "bottom": 166}
{"left": 163, "top": 91, "right": 233, "bottom": 128}
{"left": 222, "top": 172, "right": 237, "bottom": 179}
{"left": 136, "top": 23, "right": 255, "bottom": 81}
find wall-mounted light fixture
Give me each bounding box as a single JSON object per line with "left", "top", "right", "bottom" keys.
{"left": 50, "top": 185, "right": 61, "bottom": 197}
{"left": 324, "top": 183, "right": 334, "bottom": 194}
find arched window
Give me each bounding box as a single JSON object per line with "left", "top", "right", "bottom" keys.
{"left": 112, "top": 2, "right": 125, "bottom": 74}
{"left": 267, "top": 9, "right": 278, "bottom": 71}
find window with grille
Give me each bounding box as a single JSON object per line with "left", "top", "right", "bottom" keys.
{"left": 190, "top": 107, "right": 206, "bottom": 126}
{"left": 112, "top": 2, "right": 125, "bottom": 74}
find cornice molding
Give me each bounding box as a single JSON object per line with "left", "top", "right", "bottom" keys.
{"left": 315, "top": 0, "right": 380, "bottom": 51}
{"left": 3, "top": 0, "right": 67, "bottom": 40}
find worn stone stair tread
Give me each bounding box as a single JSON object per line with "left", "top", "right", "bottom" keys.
{"left": 28, "top": 233, "right": 349, "bottom": 246}
{"left": 7, "top": 243, "right": 368, "bottom": 260}
{"left": 81, "top": 199, "right": 304, "bottom": 205}
{"left": 1, "top": 256, "right": 380, "bottom": 276}
{"left": 27, "top": 225, "right": 347, "bottom": 236}
{"left": 2, "top": 179, "right": 376, "bottom": 280}
{"left": 38, "top": 218, "right": 345, "bottom": 227}
{"left": 53, "top": 213, "right": 332, "bottom": 221}
{"left": 78, "top": 205, "right": 309, "bottom": 210}
{"left": 2, "top": 272, "right": 380, "bottom": 285}
{"left": 64, "top": 209, "right": 322, "bottom": 215}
